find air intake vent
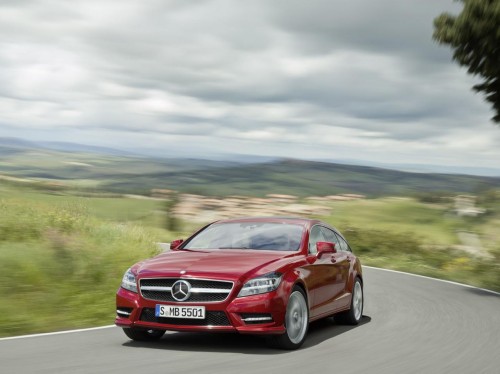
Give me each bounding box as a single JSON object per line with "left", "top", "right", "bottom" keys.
{"left": 140, "top": 308, "right": 231, "bottom": 326}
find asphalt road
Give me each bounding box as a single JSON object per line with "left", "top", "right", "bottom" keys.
{"left": 2, "top": 267, "right": 500, "bottom": 374}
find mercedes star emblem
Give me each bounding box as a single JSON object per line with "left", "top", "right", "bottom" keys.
{"left": 171, "top": 280, "right": 191, "bottom": 301}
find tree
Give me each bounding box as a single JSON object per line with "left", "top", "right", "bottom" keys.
{"left": 433, "top": 0, "right": 500, "bottom": 123}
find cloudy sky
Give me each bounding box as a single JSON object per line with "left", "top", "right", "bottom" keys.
{"left": 1, "top": 0, "right": 499, "bottom": 171}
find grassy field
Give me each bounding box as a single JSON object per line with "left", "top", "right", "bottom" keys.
{"left": 0, "top": 187, "right": 163, "bottom": 227}
{"left": 321, "top": 196, "right": 500, "bottom": 291}
{"left": 0, "top": 184, "right": 182, "bottom": 337}
{"left": 0, "top": 182, "right": 499, "bottom": 337}
{"left": 323, "top": 197, "right": 461, "bottom": 245}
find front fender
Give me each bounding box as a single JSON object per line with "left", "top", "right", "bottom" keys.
{"left": 281, "top": 267, "right": 312, "bottom": 311}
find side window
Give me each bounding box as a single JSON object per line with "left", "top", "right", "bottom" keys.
{"left": 334, "top": 233, "right": 351, "bottom": 252}
{"left": 320, "top": 227, "right": 340, "bottom": 250}
{"left": 308, "top": 225, "right": 325, "bottom": 254}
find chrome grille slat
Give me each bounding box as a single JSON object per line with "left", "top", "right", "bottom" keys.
{"left": 140, "top": 286, "right": 172, "bottom": 291}
{"left": 190, "top": 288, "right": 231, "bottom": 294}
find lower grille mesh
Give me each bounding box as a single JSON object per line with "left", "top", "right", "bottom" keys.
{"left": 140, "top": 308, "right": 231, "bottom": 326}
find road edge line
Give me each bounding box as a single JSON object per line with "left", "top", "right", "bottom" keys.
{"left": 0, "top": 325, "right": 115, "bottom": 341}
{"left": 363, "top": 265, "right": 500, "bottom": 296}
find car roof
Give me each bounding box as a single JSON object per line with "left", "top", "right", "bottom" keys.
{"left": 213, "top": 216, "right": 321, "bottom": 226}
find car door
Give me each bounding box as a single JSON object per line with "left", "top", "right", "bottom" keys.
{"left": 322, "top": 227, "right": 351, "bottom": 310}
{"left": 335, "top": 233, "right": 355, "bottom": 308}
{"left": 304, "top": 225, "right": 341, "bottom": 318}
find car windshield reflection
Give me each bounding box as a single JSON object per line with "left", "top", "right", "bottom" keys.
{"left": 183, "top": 222, "right": 304, "bottom": 251}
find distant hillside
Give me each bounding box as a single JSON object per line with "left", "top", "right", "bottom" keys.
{"left": 1, "top": 140, "right": 499, "bottom": 197}
{"left": 102, "top": 159, "right": 500, "bottom": 197}
{"left": 0, "top": 144, "right": 240, "bottom": 181}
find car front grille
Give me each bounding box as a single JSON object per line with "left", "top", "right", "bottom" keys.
{"left": 139, "top": 278, "right": 233, "bottom": 303}
{"left": 140, "top": 308, "right": 231, "bottom": 326}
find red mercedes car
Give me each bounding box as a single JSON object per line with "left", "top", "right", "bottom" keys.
{"left": 116, "top": 217, "right": 363, "bottom": 349}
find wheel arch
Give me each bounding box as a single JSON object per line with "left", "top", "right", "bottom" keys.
{"left": 292, "top": 280, "right": 308, "bottom": 300}
{"left": 347, "top": 259, "right": 363, "bottom": 292}
{"left": 281, "top": 269, "right": 311, "bottom": 310}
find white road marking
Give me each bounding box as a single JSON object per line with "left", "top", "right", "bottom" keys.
{"left": 0, "top": 325, "right": 115, "bottom": 341}
{"left": 363, "top": 265, "right": 500, "bottom": 296}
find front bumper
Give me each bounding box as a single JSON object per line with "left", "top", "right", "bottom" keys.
{"left": 115, "top": 286, "right": 287, "bottom": 335}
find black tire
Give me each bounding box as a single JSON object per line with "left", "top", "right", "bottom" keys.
{"left": 122, "top": 327, "right": 165, "bottom": 341}
{"left": 334, "top": 277, "right": 363, "bottom": 325}
{"left": 268, "top": 286, "right": 309, "bottom": 350}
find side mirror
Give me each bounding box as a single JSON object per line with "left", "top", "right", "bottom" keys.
{"left": 170, "top": 239, "right": 184, "bottom": 250}
{"left": 316, "top": 241, "right": 336, "bottom": 257}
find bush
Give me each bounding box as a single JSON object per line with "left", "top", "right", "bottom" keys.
{"left": 413, "top": 191, "right": 451, "bottom": 204}
{"left": 341, "top": 226, "right": 422, "bottom": 257}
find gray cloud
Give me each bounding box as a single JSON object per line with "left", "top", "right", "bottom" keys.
{"left": 0, "top": 0, "right": 498, "bottom": 169}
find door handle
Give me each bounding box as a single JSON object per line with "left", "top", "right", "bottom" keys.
{"left": 331, "top": 256, "right": 351, "bottom": 264}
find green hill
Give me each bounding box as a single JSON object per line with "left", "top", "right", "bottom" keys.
{"left": 1, "top": 143, "right": 499, "bottom": 197}
{"left": 102, "top": 159, "right": 500, "bottom": 197}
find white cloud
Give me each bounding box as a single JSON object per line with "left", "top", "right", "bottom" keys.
{"left": 0, "top": 0, "right": 499, "bottom": 171}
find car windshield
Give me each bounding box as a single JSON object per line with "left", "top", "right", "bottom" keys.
{"left": 183, "top": 222, "right": 304, "bottom": 251}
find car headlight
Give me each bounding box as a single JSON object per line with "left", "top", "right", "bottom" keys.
{"left": 237, "top": 272, "right": 282, "bottom": 297}
{"left": 121, "top": 268, "right": 138, "bottom": 293}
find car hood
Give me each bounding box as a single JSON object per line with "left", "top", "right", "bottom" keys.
{"left": 136, "top": 249, "right": 298, "bottom": 281}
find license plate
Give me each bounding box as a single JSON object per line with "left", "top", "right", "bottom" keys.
{"left": 155, "top": 305, "right": 206, "bottom": 319}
